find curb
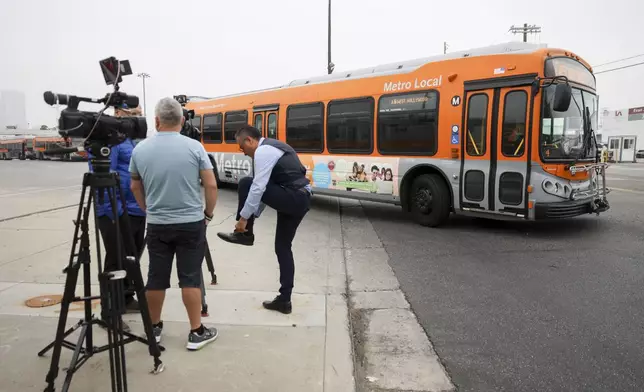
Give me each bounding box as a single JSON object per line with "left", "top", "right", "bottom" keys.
{"left": 339, "top": 199, "right": 455, "bottom": 392}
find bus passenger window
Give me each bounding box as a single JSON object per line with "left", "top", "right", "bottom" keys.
{"left": 466, "top": 94, "right": 488, "bottom": 156}
{"left": 286, "top": 103, "right": 324, "bottom": 152}
{"left": 378, "top": 91, "right": 438, "bottom": 155}
{"left": 501, "top": 91, "right": 527, "bottom": 157}
{"left": 327, "top": 98, "right": 373, "bottom": 154}
{"left": 267, "top": 113, "right": 277, "bottom": 139}
{"left": 224, "top": 111, "right": 248, "bottom": 143}
{"left": 203, "top": 113, "right": 222, "bottom": 143}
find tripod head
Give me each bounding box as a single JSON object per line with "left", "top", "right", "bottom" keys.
{"left": 87, "top": 141, "right": 113, "bottom": 175}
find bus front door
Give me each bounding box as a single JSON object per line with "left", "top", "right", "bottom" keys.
{"left": 493, "top": 87, "right": 531, "bottom": 216}
{"left": 460, "top": 85, "right": 532, "bottom": 218}
{"left": 460, "top": 88, "right": 494, "bottom": 213}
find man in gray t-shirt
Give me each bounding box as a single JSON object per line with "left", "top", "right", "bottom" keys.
{"left": 129, "top": 97, "right": 219, "bottom": 351}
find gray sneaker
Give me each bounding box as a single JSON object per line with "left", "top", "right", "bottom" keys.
{"left": 152, "top": 322, "right": 163, "bottom": 343}
{"left": 186, "top": 326, "right": 218, "bottom": 351}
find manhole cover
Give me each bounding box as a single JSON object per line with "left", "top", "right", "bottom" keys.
{"left": 25, "top": 294, "right": 63, "bottom": 308}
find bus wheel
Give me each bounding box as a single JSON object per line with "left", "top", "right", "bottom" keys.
{"left": 409, "top": 174, "right": 450, "bottom": 227}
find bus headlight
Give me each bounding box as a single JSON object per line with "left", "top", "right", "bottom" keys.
{"left": 542, "top": 179, "right": 571, "bottom": 199}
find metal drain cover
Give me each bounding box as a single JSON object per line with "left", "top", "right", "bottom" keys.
{"left": 25, "top": 294, "right": 63, "bottom": 308}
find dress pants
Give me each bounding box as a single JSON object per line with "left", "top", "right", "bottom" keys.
{"left": 236, "top": 177, "right": 310, "bottom": 301}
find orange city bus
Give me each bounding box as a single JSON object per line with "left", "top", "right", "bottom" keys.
{"left": 29, "top": 137, "right": 68, "bottom": 160}
{"left": 184, "top": 41, "right": 610, "bottom": 227}
{"left": 0, "top": 139, "right": 26, "bottom": 160}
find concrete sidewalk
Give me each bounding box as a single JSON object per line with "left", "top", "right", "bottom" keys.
{"left": 0, "top": 189, "right": 354, "bottom": 392}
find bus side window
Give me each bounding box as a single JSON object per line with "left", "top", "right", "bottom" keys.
{"left": 286, "top": 103, "right": 324, "bottom": 152}
{"left": 224, "top": 110, "right": 248, "bottom": 143}
{"left": 466, "top": 94, "right": 488, "bottom": 156}
{"left": 203, "top": 113, "right": 223, "bottom": 144}
{"left": 501, "top": 91, "right": 527, "bottom": 157}
{"left": 377, "top": 91, "right": 438, "bottom": 155}
{"left": 327, "top": 98, "right": 373, "bottom": 154}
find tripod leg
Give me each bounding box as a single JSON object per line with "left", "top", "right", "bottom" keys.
{"left": 124, "top": 256, "right": 165, "bottom": 374}
{"left": 38, "top": 321, "right": 83, "bottom": 357}
{"left": 44, "top": 261, "right": 82, "bottom": 392}
{"left": 42, "top": 182, "right": 90, "bottom": 392}
{"left": 200, "top": 272, "right": 208, "bottom": 317}
{"left": 61, "top": 324, "right": 88, "bottom": 392}
{"left": 204, "top": 238, "right": 217, "bottom": 285}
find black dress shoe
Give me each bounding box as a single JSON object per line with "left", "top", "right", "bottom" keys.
{"left": 217, "top": 231, "right": 255, "bottom": 246}
{"left": 262, "top": 296, "right": 292, "bottom": 314}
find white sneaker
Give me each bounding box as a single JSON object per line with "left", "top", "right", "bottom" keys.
{"left": 186, "top": 326, "right": 218, "bottom": 351}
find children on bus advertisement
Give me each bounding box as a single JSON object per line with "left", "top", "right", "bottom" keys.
{"left": 301, "top": 156, "right": 399, "bottom": 196}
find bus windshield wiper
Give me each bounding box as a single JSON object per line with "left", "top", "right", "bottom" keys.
{"left": 571, "top": 106, "right": 594, "bottom": 167}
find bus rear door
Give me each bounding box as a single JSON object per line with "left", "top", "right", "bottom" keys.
{"left": 252, "top": 104, "right": 279, "bottom": 140}
{"left": 460, "top": 80, "right": 533, "bottom": 218}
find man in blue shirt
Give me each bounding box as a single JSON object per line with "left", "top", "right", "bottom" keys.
{"left": 217, "top": 125, "right": 311, "bottom": 314}
{"left": 88, "top": 105, "right": 146, "bottom": 332}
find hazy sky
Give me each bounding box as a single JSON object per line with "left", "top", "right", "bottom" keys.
{"left": 1, "top": 0, "right": 642, "bottom": 128}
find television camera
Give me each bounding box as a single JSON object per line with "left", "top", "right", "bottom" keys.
{"left": 174, "top": 94, "right": 201, "bottom": 141}
{"left": 43, "top": 57, "right": 147, "bottom": 155}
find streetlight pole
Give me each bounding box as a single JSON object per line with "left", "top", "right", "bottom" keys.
{"left": 327, "top": 0, "right": 334, "bottom": 74}
{"left": 137, "top": 72, "right": 150, "bottom": 115}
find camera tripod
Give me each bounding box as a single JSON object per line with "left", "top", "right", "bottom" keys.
{"left": 37, "top": 151, "right": 164, "bottom": 392}
{"left": 199, "top": 239, "right": 218, "bottom": 317}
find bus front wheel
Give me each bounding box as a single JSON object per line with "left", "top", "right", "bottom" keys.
{"left": 409, "top": 173, "right": 450, "bottom": 227}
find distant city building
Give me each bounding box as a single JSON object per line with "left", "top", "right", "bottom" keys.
{"left": 0, "top": 90, "right": 28, "bottom": 129}
{"left": 599, "top": 105, "right": 644, "bottom": 162}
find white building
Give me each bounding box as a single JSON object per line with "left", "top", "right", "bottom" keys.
{"left": 599, "top": 105, "right": 644, "bottom": 162}
{"left": 0, "top": 90, "right": 28, "bottom": 130}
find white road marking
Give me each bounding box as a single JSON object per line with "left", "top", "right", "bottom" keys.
{"left": 610, "top": 187, "right": 644, "bottom": 195}
{"left": 0, "top": 185, "right": 79, "bottom": 198}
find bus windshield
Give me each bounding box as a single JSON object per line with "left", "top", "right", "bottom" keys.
{"left": 540, "top": 85, "right": 598, "bottom": 161}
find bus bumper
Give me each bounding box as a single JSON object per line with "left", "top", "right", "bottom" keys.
{"left": 534, "top": 198, "right": 597, "bottom": 220}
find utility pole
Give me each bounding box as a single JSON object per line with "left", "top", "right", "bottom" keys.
{"left": 327, "top": 0, "right": 334, "bottom": 74}
{"left": 509, "top": 23, "right": 541, "bottom": 42}
{"left": 444, "top": 42, "right": 449, "bottom": 54}
{"left": 137, "top": 72, "right": 150, "bottom": 115}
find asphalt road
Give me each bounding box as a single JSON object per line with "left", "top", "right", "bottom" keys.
{"left": 361, "top": 164, "right": 644, "bottom": 392}
{"left": 0, "top": 160, "right": 87, "bottom": 221}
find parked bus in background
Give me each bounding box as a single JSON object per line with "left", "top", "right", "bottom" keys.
{"left": 65, "top": 137, "right": 88, "bottom": 161}
{"left": 185, "top": 42, "right": 609, "bottom": 227}
{"left": 0, "top": 139, "right": 26, "bottom": 160}
{"left": 28, "top": 137, "right": 68, "bottom": 160}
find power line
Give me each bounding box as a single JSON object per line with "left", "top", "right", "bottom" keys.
{"left": 594, "top": 61, "right": 644, "bottom": 75}
{"left": 593, "top": 53, "right": 644, "bottom": 68}
{"left": 508, "top": 23, "right": 541, "bottom": 42}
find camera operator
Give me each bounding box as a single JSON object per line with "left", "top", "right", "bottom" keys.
{"left": 129, "top": 97, "right": 219, "bottom": 351}
{"left": 88, "top": 104, "right": 146, "bottom": 332}
{"left": 179, "top": 110, "right": 201, "bottom": 142}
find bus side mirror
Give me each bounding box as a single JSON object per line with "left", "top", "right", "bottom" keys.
{"left": 553, "top": 84, "right": 572, "bottom": 112}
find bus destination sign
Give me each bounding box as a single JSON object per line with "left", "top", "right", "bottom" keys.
{"left": 379, "top": 92, "right": 438, "bottom": 113}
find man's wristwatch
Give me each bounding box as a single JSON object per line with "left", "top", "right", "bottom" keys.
{"left": 204, "top": 210, "right": 213, "bottom": 221}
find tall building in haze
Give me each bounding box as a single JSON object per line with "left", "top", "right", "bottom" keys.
{"left": 0, "top": 90, "right": 28, "bottom": 129}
